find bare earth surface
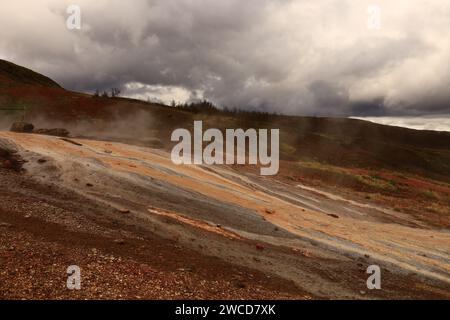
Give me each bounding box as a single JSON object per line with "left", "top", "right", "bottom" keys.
{"left": 0, "top": 131, "right": 449, "bottom": 299}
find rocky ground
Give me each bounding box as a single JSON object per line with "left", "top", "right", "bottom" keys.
{"left": 0, "top": 167, "right": 310, "bottom": 300}
{"left": 0, "top": 132, "right": 449, "bottom": 300}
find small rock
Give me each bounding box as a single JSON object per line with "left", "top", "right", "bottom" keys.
{"left": 114, "top": 239, "right": 125, "bottom": 245}
{"left": 2, "top": 160, "right": 12, "bottom": 169}
{"left": 118, "top": 209, "right": 130, "bottom": 214}
{"left": 265, "top": 208, "right": 275, "bottom": 215}
{"left": 86, "top": 183, "right": 94, "bottom": 187}
{"left": 37, "top": 158, "right": 47, "bottom": 164}
{"left": 327, "top": 214, "right": 339, "bottom": 219}
{"left": 216, "top": 224, "right": 222, "bottom": 228}
{"left": 0, "top": 222, "right": 12, "bottom": 228}
{"left": 255, "top": 244, "right": 265, "bottom": 251}
{"left": 301, "top": 250, "right": 312, "bottom": 258}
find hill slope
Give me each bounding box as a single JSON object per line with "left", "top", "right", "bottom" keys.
{"left": 0, "top": 59, "right": 61, "bottom": 88}
{"left": 0, "top": 59, "right": 449, "bottom": 223}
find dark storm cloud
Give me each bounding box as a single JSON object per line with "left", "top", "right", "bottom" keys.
{"left": 1, "top": 0, "right": 450, "bottom": 116}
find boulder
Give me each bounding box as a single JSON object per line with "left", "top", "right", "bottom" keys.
{"left": 10, "top": 122, "right": 34, "bottom": 133}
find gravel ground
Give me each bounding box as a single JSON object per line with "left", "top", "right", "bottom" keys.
{"left": 0, "top": 167, "right": 311, "bottom": 300}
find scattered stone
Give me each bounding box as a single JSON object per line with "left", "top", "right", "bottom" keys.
{"left": 2, "top": 159, "right": 12, "bottom": 169}
{"left": 86, "top": 183, "right": 94, "bottom": 187}
{"left": 0, "top": 222, "right": 12, "bottom": 228}
{"left": 114, "top": 239, "right": 125, "bottom": 245}
{"left": 327, "top": 214, "right": 339, "bottom": 219}
{"left": 301, "top": 250, "right": 312, "bottom": 258}
{"left": 255, "top": 244, "right": 265, "bottom": 251}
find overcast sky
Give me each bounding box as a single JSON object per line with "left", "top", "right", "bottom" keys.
{"left": 1, "top": 0, "right": 450, "bottom": 117}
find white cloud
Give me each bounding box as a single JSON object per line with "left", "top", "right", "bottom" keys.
{"left": 123, "top": 82, "right": 195, "bottom": 105}
{"left": 353, "top": 116, "right": 450, "bottom": 131}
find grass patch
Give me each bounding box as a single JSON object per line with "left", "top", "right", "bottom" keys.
{"left": 356, "top": 175, "right": 398, "bottom": 192}
{"left": 421, "top": 189, "right": 440, "bottom": 200}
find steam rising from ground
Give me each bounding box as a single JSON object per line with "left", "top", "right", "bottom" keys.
{"left": 0, "top": 110, "right": 162, "bottom": 146}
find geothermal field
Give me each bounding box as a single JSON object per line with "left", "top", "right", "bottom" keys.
{"left": 1, "top": 131, "right": 449, "bottom": 299}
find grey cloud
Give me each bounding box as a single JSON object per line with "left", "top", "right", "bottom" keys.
{"left": 0, "top": 0, "right": 449, "bottom": 116}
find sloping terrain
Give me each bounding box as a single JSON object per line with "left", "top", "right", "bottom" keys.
{"left": 0, "top": 60, "right": 449, "bottom": 299}
{"left": 0, "top": 59, "right": 60, "bottom": 88}
{"left": 1, "top": 60, "right": 449, "bottom": 184}
{"left": 1, "top": 132, "right": 449, "bottom": 299}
